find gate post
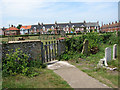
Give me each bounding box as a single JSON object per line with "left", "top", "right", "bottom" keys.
{"left": 57, "top": 40, "right": 61, "bottom": 56}
{"left": 41, "top": 42, "right": 44, "bottom": 63}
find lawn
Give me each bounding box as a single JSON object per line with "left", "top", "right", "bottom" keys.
{"left": 0, "top": 35, "right": 61, "bottom": 43}
{"left": 2, "top": 68, "right": 71, "bottom": 88}
{"left": 0, "top": 34, "right": 82, "bottom": 43}
{"left": 68, "top": 44, "right": 118, "bottom": 88}
{"left": 0, "top": 63, "right": 2, "bottom": 90}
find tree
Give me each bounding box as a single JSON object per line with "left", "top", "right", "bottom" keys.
{"left": 17, "top": 24, "right": 22, "bottom": 29}
{"left": 94, "top": 29, "right": 97, "bottom": 32}
{"left": 90, "top": 29, "right": 93, "bottom": 32}
{"left": 71, "top": 28, "right": 75, "bottom": 36}
{"left": 84, "top": 27, "right": 87, "bottom": 33}
{"left": 48, "top": 29, "right": 52, "bottom": 34}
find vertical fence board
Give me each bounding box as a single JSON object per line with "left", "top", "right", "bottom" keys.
{"left": 41, "top": 42, "right": 45, "bottom": 63}
{"left": 51, "top": 41, "right": 54, "bottom": 60}
{"left": 45, "top": 42, "right": 48, "bottom": 62}
{"left": 54, "top": 41, "right": 56, "bottom": 60}
{"left": 49, "top": 41, "right": 51, "bottom": 61}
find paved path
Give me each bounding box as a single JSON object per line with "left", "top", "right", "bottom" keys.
{"left": 47, "top": 60, "right": 109, "bottom": 88}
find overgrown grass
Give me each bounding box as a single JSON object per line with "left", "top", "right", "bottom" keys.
{"left": 0, "top": 62, "right": 2, "bottom": 90}
{"left": 2, "top": 68, "right": 71, "bottom": 88}
{"left": 68, "top": 44, "right": 118, "bottom": 88}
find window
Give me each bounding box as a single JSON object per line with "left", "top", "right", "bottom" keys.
{"left": 72, "top": 25, "right": 74, "bottom": 28}
{"left": 51, "top": 26, "right": 54, "bottom": 30}
{"left": 43, "top": 26, "right": 45, "bottom": 31}
{"left": 34, "top": 27, "right": 36, "bottom": 32}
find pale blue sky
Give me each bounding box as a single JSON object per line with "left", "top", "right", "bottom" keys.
{"left": 0, "top": 0, "right": 119, "bottom": 28}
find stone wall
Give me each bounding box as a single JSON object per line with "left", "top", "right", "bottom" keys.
{"left": 2, "top": 40, "right": 42, "bottom": 61}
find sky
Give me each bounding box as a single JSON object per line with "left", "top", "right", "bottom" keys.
{"left": 0, "top": 0, "right": 119, "bottom": 28}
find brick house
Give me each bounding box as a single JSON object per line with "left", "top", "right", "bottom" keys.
{"left": 20, "top": 25, "right": 32, "bottom": 35}
{"left": 101, "top": 21, "right": 120, "bottom": 32}
{"left": 31, "top": 21, "right": 100, "bottom": 34}
{"left": 4, "top": 26, "right": 20, "bottom": 36}
{"left": 0, "top": 28, "right": 3, "bottom": 35}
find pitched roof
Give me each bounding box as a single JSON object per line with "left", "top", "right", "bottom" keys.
{"left": 6, "top": 27, "right": 19, "bottom": 30}
{"left": 20, "top": 25, "right": 31, "bottom": 29}
{"left": 85, "top": 22, "right": 99, "bottom": 27}
{"left": 101, "top": 22, "right": 120, "bottom": 29}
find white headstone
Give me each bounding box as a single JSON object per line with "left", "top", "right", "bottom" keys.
{"left": 113, "top": 44, "right": 117, "bottom": 60}
{"left": 105, "top": 47, "right": 111, "bottom": 61}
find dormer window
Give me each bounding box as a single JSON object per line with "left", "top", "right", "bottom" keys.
{"left": 72, "top": 25, "right": 74, "bottom": 28}
{"left": 51, "top": 26, "right": 54, "bottom": 30}
{"left": 43, "top": 26, "right": 45, "bottom": 31}
{"left": 34, "top": 27, "right": 36, "bottom": 30}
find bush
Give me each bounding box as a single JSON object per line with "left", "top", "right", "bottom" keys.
{"left": 108, "top": 32, "right": 118, "bottom": 45}
{"left": 2, "top": 48, "right": 46, "bottom": 77}
{"left": 3, "top": 48, "right": 30, "bottom": 76}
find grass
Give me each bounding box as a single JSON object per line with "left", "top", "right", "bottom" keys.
{"left": 0, "top": 35, "right": 61, "bottom": 43}
{"left": 68, "top": 44, "right": 118, "bottom": 88}
{"left": 0, "top": 34, "right": 82, "bottom": 43}
{"left": 0, "top": 63, "right": 2, "bottom": 90}
{"left": 2, "top": 68, "right": 71, "bottom": 88}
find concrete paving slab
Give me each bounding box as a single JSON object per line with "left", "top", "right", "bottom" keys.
{"left": 47, "top": 60, "right": 109, "bottom": 88}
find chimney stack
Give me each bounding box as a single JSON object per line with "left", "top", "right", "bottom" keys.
{"left": 84, "top": 20, "right": 86, "bottom": 23}
{"left": 11, "top": 25, "right": 13, "bottom": 27}
{"left": 112, "top": 22, "right": 114, "bottom": 24}
{"left": 55, "top": 21, "right": 57, "bottom": 25}
{"left": 115, "top": 21, "right": 117, "bottom": 23}
{"left": 41, "top": 22, "right": 43, "bottom": 26}
{"left": 38, "top": 22, "right": 40, "bottom": 26}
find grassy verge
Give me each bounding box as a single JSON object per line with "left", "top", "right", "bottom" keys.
{"left": 2, "top": 68, "right": 71, "bottom": 88}
{"left": 68, "top": 44, "right": 118, "bottom": 88}
{"left": 0, "top": 63, "right": 2, "bottom": 90}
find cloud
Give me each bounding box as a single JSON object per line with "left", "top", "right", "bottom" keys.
{"left": 1, "top": 0, "right": 118, "bottom": 27}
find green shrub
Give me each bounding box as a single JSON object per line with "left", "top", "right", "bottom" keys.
{"left": 108, "top": 33, "right": 118, "bottom": 45}
{"left": 3, "top": 48, "right": 30, "bottom": 76}
{"left": 2, "top": 48, "right": 46, "bottom": 77}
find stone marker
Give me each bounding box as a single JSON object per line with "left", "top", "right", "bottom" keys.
{"left": 82, "top": 39, "right": 89, "bottom": 55}
{"left": 113, "top": 44, "right": 117, "bottom": 60}
{"left": 99, "top": 47, "right": 111, "bottom": 67}
{"left": 105, "top": 47, "right": 111, "bottom": 61}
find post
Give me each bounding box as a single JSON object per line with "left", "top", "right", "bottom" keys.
{"left": 45, "top": 42, "right": 48, "bottom": 62}
{"left": 49, "top": 41, "right": 51, "bottom": 61}
{"left": 57, "top": 40, "right": 61, "bottom": 56}
{"left": 41, "top": 42, "right": 44, "bottom": 63}
{"left": 113, "top": 44, "right": 117, "bottom": 60}
{"left": 54, "top": 41, "right": 56, "bottom": 59}
{"left": 51, "top": 41, "right": 54, "bottom": 60}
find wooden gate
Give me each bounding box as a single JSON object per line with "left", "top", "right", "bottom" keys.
{"left": 41, "top": 40, "right": 65, "bottom": 63}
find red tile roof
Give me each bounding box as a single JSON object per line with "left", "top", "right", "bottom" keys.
{"left": 6, "top": 27, "right": 19, "bottom": 30}
{"left": 20, "top": 25, "right": 31, "bottom": 29}
{"left": 101, "top": 22, "right": 120, "bottom": 29}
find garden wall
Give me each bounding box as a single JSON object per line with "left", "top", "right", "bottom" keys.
{"left": 2, "top": 40, "right": 42, "bottom": 61}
